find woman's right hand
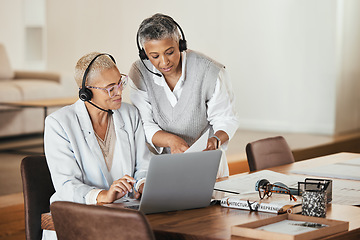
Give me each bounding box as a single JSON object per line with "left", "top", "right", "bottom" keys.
{"left": 168, "top": 134, "right": 189, "bottom": 154}
{"left": 96, "top": 175, "right": 136, "bottom": 204}
{"left": 152, "top": 130, "right": 189, "bottom": 153}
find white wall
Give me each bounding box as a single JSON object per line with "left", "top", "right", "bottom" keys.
{"left": 216, "top": 1, "right": 338, "bottom": 135}
{"left": 0, "top": 0, "right": 24, "bottom": 69}
{"left": 1, "top": 0, "right": 359, "bottom": 135}
{"left": 334, "top": 0, "right": 360, "bottom": 134}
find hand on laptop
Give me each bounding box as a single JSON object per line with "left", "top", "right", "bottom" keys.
{"left": 134, "top": 183, "right": 144, "bottom": 199}
{"left": 96, "top": 175, "right": 136, "bottom": 204}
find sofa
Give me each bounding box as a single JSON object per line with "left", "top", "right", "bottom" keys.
{"left": 0, "top": 43, "right": 76, "bottom": 138}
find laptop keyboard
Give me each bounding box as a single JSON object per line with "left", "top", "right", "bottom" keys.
{"left": 124, "top": 205, "right": 140, "bottom": 210}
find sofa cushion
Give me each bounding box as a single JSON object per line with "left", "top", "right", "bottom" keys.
{"left": 0, "top": 81, "right": 22, "bottom": 101}
{"left": 0, "top": 81, "right": 22, "bottom": 110}
{"left": 0, "top": 44, "right": 15, "bottom": 80}
{"left": 11, "top": 79, "right": 65, "bottom": 100}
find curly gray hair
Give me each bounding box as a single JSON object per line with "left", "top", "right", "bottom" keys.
{"left": 138, "top": 13, "right": 181, "bottom": 47}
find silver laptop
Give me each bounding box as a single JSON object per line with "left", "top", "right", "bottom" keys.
{"left": 123, "top": 150, "right": 222, "bottom": 214}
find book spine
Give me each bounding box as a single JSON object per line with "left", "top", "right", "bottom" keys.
{"left": 220, "top": 198, "right": 280, "bottom": 214}
{"left": 286, "top": 204, "right": 302, "bottom": 214}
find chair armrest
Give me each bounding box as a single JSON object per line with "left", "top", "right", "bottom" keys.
{"left": 14, "top": 70, "right": 60, "bottom": 83}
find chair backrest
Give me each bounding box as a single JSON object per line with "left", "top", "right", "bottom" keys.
{"left": 50, "top": 201, "right": 155, "bottom": 240}
{"left": 245, "top": 136, "right": 295, "bottom": 172}
{"left": 21, "top": 155, "right": 55, "bottom": 240}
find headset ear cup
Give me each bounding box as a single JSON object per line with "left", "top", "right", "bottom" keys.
{"left": 179, "top": 39, "right": 187, "bottom": 52}
{"left": 139, "top": 48, "right": 148, "bottom": 60}
{"left": 79, "top": 88, "right": 93, "bottom": 102}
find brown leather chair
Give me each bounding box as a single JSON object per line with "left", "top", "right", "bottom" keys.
{"left": 50, "top": 201, "right": 155, "bottom": 240}
{"left": 21, "top": 155, "right": 55, "bottom": 240}
{"left": 245, "top": 136, "right": 295, "bottom": 172}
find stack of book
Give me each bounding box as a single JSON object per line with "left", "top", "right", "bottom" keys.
{"left": 220, "top": 192, "right": 301, "bottom": 214}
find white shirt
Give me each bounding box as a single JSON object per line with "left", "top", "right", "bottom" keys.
{"left": 130, "top": 51, "right": 239, "bottom": 151}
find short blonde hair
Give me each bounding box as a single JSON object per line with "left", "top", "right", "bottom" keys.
{"left": 74, "top": 52, "right": 117, "bottom": 87}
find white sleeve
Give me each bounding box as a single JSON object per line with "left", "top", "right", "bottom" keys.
{"left": 44, "top": 115, "right": 98, "bottom": 203}
{"left": 207, "top": 68, "right": 239, "bottom": 145}
{"left": 129, "top": 79, "right": 164, "bottom": 154}
{"left": 85, "top": 188, "right": 103, "bottom": 205}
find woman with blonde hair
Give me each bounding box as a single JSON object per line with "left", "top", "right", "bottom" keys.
{"left": 43, "top": 52, "right": 150, "bottom": 239}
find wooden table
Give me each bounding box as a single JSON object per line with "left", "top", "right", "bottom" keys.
{"left": 41, "top": 152, "right": 360, "bottom": 239}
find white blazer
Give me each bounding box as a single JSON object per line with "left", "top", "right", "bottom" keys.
{"left": 44, "top": 100, "right": 150, "bottom": 204}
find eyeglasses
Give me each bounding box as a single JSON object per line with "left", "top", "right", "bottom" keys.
{"left": 258, "top": 182, "right": 297, "bottom": 201}
{"left": 86, "top": 74, "right": 128, "bottom": 98}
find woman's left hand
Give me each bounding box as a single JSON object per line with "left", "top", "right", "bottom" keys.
{"left": 134, "top": 183, "right": 144, "bottom": 199}
{"left": 204, "top": 137, "right": 218, "bottom": 151}
{"left": 203, "top": 131, "right": 229, "bottom": 151}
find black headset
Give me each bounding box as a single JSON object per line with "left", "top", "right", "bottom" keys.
{"left": 78, "top": 53, "right": 116, "bottom": 102}
{"left": 78, "top": 53, "right": 116, "bottom": 115}
{"left": 136, "top": 19, "right": 187, "bottom": 60}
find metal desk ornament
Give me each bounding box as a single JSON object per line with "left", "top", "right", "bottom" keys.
{"left": 298, "top": 178, "right": 332, "bottom": 218}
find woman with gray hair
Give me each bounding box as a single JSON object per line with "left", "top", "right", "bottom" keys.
{"left": 129, "top": 13, "right": 239, "bottom": 178}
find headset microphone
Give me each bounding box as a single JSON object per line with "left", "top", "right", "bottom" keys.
{"left": 79, "top": 53, "right": 116, "bottom": 114}
{"left": 140, "top": 58, "right": 162, "bottom": 77}
{"left": 87, "top": 100, "right": 113, "bottom": 115}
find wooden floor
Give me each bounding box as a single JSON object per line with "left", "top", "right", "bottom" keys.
{"left": 0, "top": 193, "right": 25, "bottom": 240}
{"left": 1, "top": 129, "right": 360, "bottom": 240}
